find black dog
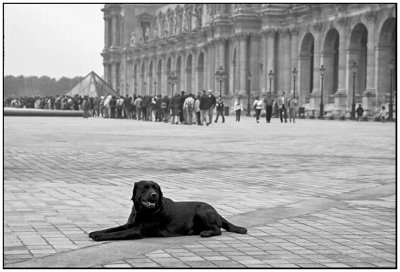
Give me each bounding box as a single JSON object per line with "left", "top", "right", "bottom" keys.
{"left": 89, "top": 180, "right": 247, "bottom": 241}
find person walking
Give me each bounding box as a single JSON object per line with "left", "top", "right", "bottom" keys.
{"left": 356, "top": 104, "right": 364, "bottom": 121}
{"left": 214, "top": 96, "right": 225, "bottom": 123}
{"left": 288, "top": 94, "right": 298, "bottom": 123}
{"left": 264, "top": 93, "right": 274, "bottom": 123}
{"left": 277, "top": 91, "right": 287, "bottom": 123}
{"left": 234, "top": 97, "right": 243, "bottom": 122}
{"left": 253, "top": 96, "right": 264, "bottom": 123}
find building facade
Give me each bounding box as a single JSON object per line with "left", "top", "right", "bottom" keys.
{"left": 101, "top": 4, "right": 396, "bottom": 116}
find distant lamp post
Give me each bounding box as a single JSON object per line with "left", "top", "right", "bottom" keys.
{"left": 388, "top": 59, "right": 395, "bottom": 121}
{"left": 153, "top": 80, "right": 157, "bottom": 96}
{"left": 247, "top": 72, "right": 252, "bottom": 116}
{"left": 134, "top": 82, "right": 137, "bottom": 95}
{"left": 319, "top": 65, "right": 326, "bottom": 119}
{"left": 214, "top": 65, "right": 227, "bottom": 98}
{"left": 126, "top": 83, "right": 129, "bottom": 95}
{"left": 268, "top": 70, "right": 274, "bottom": 94}
{"left": 351, "top": 62, "right": 358, "bottom": 120}
{"left": 292, "top": 68, "right": 298, "bottom": 98}
{"left": 167, "top": 72, "right": 178, "bottom": 97}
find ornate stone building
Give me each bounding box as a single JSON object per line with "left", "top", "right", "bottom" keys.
{"left": 101, "top": 4, "right": 396, "bottom": 116}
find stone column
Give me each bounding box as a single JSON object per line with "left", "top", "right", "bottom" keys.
{"left": 103, "top": 62, "right": 110, "bottom": 84}
{"left": 111, "top": 14, "right": 118, "bottom": 47}
{"left": 298, "top": 54, "right": 311, "bottom": 106}
{"left": 265, "top": 29, "right": 276, "bottom": 95}
{"left": 321, "top": 50, "right": 335, "bottom": 96}
{"left": 207, "top": 41, "right": 216, "bottom": 91}
{"left": 260, "top": 31, "right": 268, "bottom": 94}
{"left": 311, "top": 22, "right": 323, "bottom": 94}
{"left": 111, "top": 61, "right": 118, "bottom": 91}
{"left": 104, "top": 15, "right": 111, "bottom": 47}
{"left": 363, "top": 11, "right": 378, "bottom": 112}
{"left": 237, "top": 33, "right": 248, "bottom": 96}
{"left": 278, "top": 29, "right": 291, "bottom": 93}
{"left": 291, "top": 28, "right": 299, "bottom": 93}
{"left": 249, "top": 33, "right": 260, "bottom": 96}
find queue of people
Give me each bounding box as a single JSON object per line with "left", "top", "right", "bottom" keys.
{"left": 4, "top": 91, "right": 391, "bottom": 123}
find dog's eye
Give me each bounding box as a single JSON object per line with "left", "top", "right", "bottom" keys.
{"left": 144, "top": 185, "right": 149, "bottom": 190}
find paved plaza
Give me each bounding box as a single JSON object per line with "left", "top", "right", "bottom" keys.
{"left": 3, "top": 115, "right": 396, "bottom": 268}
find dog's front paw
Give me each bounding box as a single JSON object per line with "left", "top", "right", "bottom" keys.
{"left": 89, "top": 231, "right": 107, "bottom": 241}
{"left": 89, "top": 231, "right": 101, "bottom": 239}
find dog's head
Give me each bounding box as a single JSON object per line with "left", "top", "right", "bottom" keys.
{"left": 131, "top": 180, "right": 163, "bottom": 211}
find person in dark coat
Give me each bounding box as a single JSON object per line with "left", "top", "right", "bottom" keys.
{"left": 356, "top": 104, "right": 364, "bottom": 121}
{"left": 264, "top": 93, "right": 274, "bottom": 123}
{"left": 199, "top": 90, "right": 209, "bottom": 125}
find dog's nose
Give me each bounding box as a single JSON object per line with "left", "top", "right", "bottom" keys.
{"left": 150, "top": 192, "right": 157, "bottom": 198}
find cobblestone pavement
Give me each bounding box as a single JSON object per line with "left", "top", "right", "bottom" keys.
{"left": 4, "top": 115, "right": 396, "bottom": 268}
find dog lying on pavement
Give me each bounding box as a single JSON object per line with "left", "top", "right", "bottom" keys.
{"left": 89, "top": 180, "right": 247, "bottom": 241}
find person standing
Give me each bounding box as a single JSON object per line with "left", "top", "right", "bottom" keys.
{"left": 206, "top": 90, "right": 216, "bottom": 126}
{"left": 264, "top": 93, "right": 274, "bottom": 123}
{"left": 214, "top": 96, "right": 225, "bottom": 123}
{"left": 183, "top": 94, "right": 195, "bottom": 125}
{"left": 199, "top": 90, "right": 209, "bottom": 125}
{"left": 82, "top": 96, "right": 90, "bottom": 118}
{"left": 356, "top": 104, "right": 364, "bottom": 121}
{"left": 253, "top": 96, "right": 264, "bottom": 123}
{"left": 194, "top": 94, "right": 202, "bottom": 125}
{"left": 287, "top": 94, "right": 298, "bottom": 123}
{"left": 162, "top": 95, "right": 170, "bottom": 122}
{"left": 277, "top": 91, "right": 287, "bottom": 123}
{"left": 170, "top": 93, "right": 181, "bottom": 124}
{"left": 234, "top": 97, "right": 243, "bottom": 122}
{"left": 110, "top": 96, "right": 117, "bottom": 118}
{"left": 134, "top": 95, "right": 142, "bottom": 120}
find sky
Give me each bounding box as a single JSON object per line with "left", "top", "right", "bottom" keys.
{"left": 4, "top": 3, "right": 104, "bottom": 79}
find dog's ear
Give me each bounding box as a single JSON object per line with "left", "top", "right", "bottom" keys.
{"left": 131, "top": 182, "right": 138, "bottom": 201}
{"left": 155, "top": 183, "right": 163, "bottom": 203}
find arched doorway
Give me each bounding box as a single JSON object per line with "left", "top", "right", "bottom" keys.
{"left": 377, "top": 18, "right": 396, "bottom": 106}
{"left": 348, "top": 23, "right": 368, "bottom": 105}
{"left": 299, "top": 33, "right": 314, "bottom": 105}
{"left": 323, "top": 28, "right": 339, "bottom": 99}
{"left": 197, "top": 52, "right": 204, "bottom": 94}
{"left": 186, "top": 54, "right": 192, "bottom": 94}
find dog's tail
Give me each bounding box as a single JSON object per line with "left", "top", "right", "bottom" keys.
{"left": 221, "top": 216, "right": 247, "bottom": 234}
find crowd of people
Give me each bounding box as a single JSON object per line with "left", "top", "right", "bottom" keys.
{"left": 4, "top": 90, "right": 391, "bottom": 123}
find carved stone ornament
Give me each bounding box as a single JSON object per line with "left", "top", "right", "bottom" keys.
{"left": 365, "top": 11, "right": 378, "bottom": 22}
{"left": 261, "top": 29, "right": 276, "bottom": 38}
{"left": 312, "top": 22, "right": 323, "bottom": 33}
{"left": 290, "top": 27, "right": 299, "bottom": 36}
{"left": 336, "top": 16, "right": 348, "bottom": 27}
{"left": 278, "top": 28, "right": 291, "bottom": 38}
